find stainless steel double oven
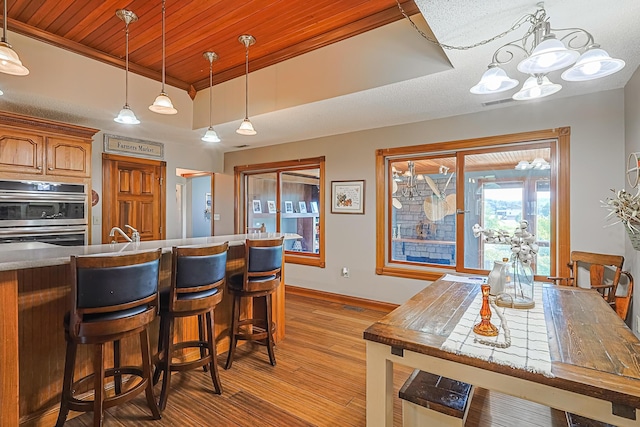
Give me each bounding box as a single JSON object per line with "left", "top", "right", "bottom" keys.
{"left": 0, "top": 180, "right": 88, "bottom": 246}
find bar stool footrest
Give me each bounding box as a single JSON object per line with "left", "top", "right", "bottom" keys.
{"left": 66, "top": 366, "right": 148, "bottom": 412}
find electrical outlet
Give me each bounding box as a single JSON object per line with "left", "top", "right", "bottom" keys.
{"left": 92, "top": 216, "right": 100, "bottom": 225}
{"left": 636, "top": 315, "right": 640, "bottom": 333}
{"left": 341, "top": 267, "right": 349, "bottom": 278}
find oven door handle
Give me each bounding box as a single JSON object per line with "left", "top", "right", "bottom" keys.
{"left": 0, "top": 226, "right": 88, "bottom": 237}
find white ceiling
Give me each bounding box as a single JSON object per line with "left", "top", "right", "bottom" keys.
{"left": 0, "top": 0, "right": 638, "bottom": 154}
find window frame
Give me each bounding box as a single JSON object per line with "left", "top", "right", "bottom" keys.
{"left": 375, "top": 128, "right": 570, "bottom": 281}
{"left": 235, "top": 156, "right": 325, "bottom": 268}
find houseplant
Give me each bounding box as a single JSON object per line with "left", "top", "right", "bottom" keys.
{"left": 601, "top": 188, "right": 640, "bottom": 249}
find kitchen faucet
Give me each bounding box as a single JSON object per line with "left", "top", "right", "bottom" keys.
{"left": 125, "top": 224, "right": 140, "bottom": 242}
{"left": 109, "top": 225, "right": 136, "bottom": 243}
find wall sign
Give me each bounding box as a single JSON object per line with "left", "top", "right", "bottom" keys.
{"left": 103, "top": 134, "right": 164, "bottom": 160}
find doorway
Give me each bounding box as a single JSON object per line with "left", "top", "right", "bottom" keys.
{"left": 177, "top": 169, "right": 214, "bottom": 237}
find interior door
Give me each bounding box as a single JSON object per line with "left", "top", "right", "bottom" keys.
{"left": 102, "top": 153, "right": 166, "bottom": 243}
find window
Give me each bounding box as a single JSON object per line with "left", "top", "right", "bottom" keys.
{"left": 376, "top": 129, "right": 570, "bottom": 281}
{"left": 235, "top": 157, "right": 325, "bottom": 267}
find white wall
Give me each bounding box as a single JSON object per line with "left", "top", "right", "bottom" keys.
{"left": 223, "top": 90, "right": 626, "bottom": 306}
{"left": 624, "top": 66, "right": 640, "bottom": 334}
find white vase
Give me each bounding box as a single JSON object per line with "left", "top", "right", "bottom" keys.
{"left": 487, "top": 261, "right": 508, "bottom": 295}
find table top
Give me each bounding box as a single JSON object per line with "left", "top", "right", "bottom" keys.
{"left": 364, "top": 278, "right": 640, "bottom": 409}
{"left": 0, "top": 232, "right": 300, "bottom": 271}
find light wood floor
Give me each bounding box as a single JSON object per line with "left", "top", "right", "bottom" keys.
{"left": 63, "top": 292, "right": 568, "bottom": 426}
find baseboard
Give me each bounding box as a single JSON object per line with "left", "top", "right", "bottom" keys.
{"left": 285, "top": 284, "right": 398, "bottom": 312}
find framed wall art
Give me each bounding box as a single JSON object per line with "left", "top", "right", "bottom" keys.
{"left": 331, "top": 180, "right": 365, "bottom": 214}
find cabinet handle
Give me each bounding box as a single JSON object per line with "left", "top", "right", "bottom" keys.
{"left": 37, "top": 166, "right": 42, "bottom": 170}
{"left": 48, "top": 167, "right": 53, "bottom": 171}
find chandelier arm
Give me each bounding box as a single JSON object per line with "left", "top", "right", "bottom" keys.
{"left": 395, "top": 0, "right": 535, "bottom": 51}
{"left": 491, "top": 42, "right": 530, "bottom": 66}
{"left": 553, "top": 28, "right": 595, "bottom": 50}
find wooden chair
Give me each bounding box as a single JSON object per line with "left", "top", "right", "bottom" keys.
{"left": 153, "top": 242, "right": 228, "bottom": 410}
{"left": 547, "top": 251, "right": 634, "bottom": 321}
{"left": 56, "top": 249, "right": 162, "bottom": 427}
{"left": 225, "top": 236, "right": 284, "bottom": 369}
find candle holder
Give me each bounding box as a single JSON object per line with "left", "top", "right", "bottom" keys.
{"left": 473, "top": 284, "right": 498, "bottom": 337}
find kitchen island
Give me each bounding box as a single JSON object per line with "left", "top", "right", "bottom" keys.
{"left": 0, "top": 233, "right": 296, "bottom": 427}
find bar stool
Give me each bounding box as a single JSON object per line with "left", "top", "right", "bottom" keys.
{"left": 154, "top": 242, "right": 228, "bottom": 410}
{"left": 56, "top": 248, "right": 162, "bottom": 427}
{"left": 225, "top": 236, "right": 284, "bottom": 369}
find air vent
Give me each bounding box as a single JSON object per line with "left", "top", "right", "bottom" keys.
{"left": 482, "top": 98, "right": 515, "bottom": 107}
{"left": 234, "top": 144, "right": 249, "bottom": 148}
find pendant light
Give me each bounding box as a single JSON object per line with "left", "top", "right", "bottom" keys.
{"left": 0, "top": 0, "right": 28, "bottom": 75}
{"left": 149, "top": 0, "right": 177, "bottom": 114}
{"left": 236, "top": 34, "right": 256, "bottom": 136}
{"left": 201, "top": 51, "right": 220, "bottom": 143}
{"left": 114, "top": 9, "right": 140, "bottom": 125}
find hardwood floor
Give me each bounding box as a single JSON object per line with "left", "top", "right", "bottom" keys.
{"left": 63, "top": 293, "right": 567, "bottom": 426}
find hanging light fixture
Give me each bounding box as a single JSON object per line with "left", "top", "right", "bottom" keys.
{"left": 114, "top": 9, "right": 140, "bottom": 125}
{"left": 400, "top": 161, "right": 422, "bottom": 200}
{"left": 201, "top": 51, "right": 220, "bottom": 143}
{"left": 0, "top": 0, "right": 28, "bottom": 75}
{"left": 468, "top": 3, "right": 624, "bottom": 101}
{"left": 236, "top": 34, "right": 256, "bottom": 136}
{"left": 149, "top": 0, "right": 177, "bottom": 115}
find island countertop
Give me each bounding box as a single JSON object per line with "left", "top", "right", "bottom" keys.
{"left": 0, "top": 232, "right": 299, "bottom": 271}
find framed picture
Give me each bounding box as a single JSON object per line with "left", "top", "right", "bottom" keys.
{"left": 252, "top": 200, "right": 262, "bottom": 214}
{"left": 331, "top": 180, "right": 365, "bottom": 214}
{"left": 299, "top": 201, "right": 307, "bottom": 213}
{"left": 267, "top": 200, "right": 277, "bottom": 214}
{"left": 310, "top": 201, "right": 318, "bottom": 213}
{"left": 284, "top": 201, "right": 294, "bottom": 213}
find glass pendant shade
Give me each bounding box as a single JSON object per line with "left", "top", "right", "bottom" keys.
{"left": 114, "top": 105, "right": 140, "bottom": 124}
{"left": 517, "top": 37, "right": 580, "bottom": 74}
{"left": 201, "top": 127, "right": 220, "bottom": 143}
{"left": 149, "top": 93, "right": 177, "bottom": 114}
{"left": 0, "top": 42, "right": 28, "bottom": 75}
{"left": 512, "top": 76, "right": 562, "bottom": 101}
{"left": 236, "top": 118, "right": 256, "bottom": 135}
{"left": 470, "top": 66, "right": 519, "bottom": 94}
{"left": 561, "top": 47, "right": 625, "bottom": 81}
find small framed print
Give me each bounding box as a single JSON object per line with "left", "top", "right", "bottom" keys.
{"left": 310, "top": 201, "right": 318, "bottom": 213}
{"left": 267, "top": 200, "right": 277, "bottom": 214}
{"left": 331, "top": 180, "right": 365, "bottom": 214}
{"left": 284, "top": 201, "right": 294, "bottom": 213}
{"left": 252, "top": 200, "right": 262, "bottom": 214}
{"left": 299, "top": 201, "right": 307, "bottom": 213}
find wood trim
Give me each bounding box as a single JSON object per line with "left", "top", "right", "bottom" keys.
{"left": 376, "top": 128, "right": 570, "bottom": 280}
{"left": 234, "top": 156, "right": 326, "bottom": 174}
{"left": 285, "top": 254, "right": 325, "bottom": 268}
{"left": 101, "top": 152, "right": 167, "bottom": 166}
{"left": 285, "top": 284, "right": 398, "bottom": 313}
{"left": 0, "top": 271, "right": 19, "bottom": 427}
{"left": 210, "top": 173, "right": 215, "bottom": 236}
{"left": 0, "top": 110, "right": 98, "bottom": 139}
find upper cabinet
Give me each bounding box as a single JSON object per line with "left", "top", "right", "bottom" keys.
{"left": 0, "top": 111, "right": 98, "bottom": 181}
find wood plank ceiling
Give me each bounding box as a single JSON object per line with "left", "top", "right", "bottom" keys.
{"left": 5, "top": 0, "right": 418, "bottom": 98}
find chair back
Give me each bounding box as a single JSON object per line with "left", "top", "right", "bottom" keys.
{"left": 243, "top": 237, "right": 284, "bottom": 293}
{"left": 169, "top": 242, "right": 228, "bottom": 313}
{"left": 569, "top": 251, "right": 624, "bottom": 299}
{"left": 69, "top": 248, "right": 162, "bottom": 340}
{"left": 615, "top": 271, "right": 634, "bottom": 321}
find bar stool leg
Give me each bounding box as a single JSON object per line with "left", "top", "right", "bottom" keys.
{"left": 199, "top": 314, "right": 209, "bottom": 372}
{"left": 93, "top": 343, "right": 105, "bottom": 427}
{"left": 55, "top": 340, "right": 77, "bottom": 427}
{"left": 265, "top": 294, "right": 276, "bottom": 366}
{"left": 153, "top": 315, "right": 168, "bottom": 386}
{"left": 140, "top": 328, "right": 161, "bottom": 419}
{"left": 113, "top": 339, "right": 122, "bottom": 395}
{"left": 225, "top": 294, "right": 241, "bottom": 370}
{"left": 159, "top": 317, "right": 175, "bottom": 411}
{"left": 206, "top": 309, "right": 222, "bottom": 393}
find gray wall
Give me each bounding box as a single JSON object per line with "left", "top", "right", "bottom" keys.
{"left": 222, "top": 90, "right": 627, "bottom": 314}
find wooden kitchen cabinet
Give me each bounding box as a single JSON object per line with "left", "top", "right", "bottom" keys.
{"left": 0, "top": 111, "right": 97, "bottom": 182}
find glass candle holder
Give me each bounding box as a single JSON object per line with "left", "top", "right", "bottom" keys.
{"left": 473, "top": 284, "right": 499, "bottom": 337}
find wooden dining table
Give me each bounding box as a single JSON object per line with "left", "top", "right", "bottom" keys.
{"left": 363, "top": 277, "right": 640, "bottom": 426}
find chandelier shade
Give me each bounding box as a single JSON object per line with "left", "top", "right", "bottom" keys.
{"left": 149, "top": 0, "right": 177, "bottom": 115}
{"left": 114, "top": 9, "right": 139, "bottom": 124}
{"left": 236, "top": 34, "right": 257, "bottom": 136}
{"left": 202, "top": 127, "right": 220, "bottom": 143}
{"left": 512, "top": 76, "right": 561, "bottom": 101}
{"left": 468, "top": 5, "right": 624, "bottom": 101}
{"left": 0, "top": 1, "right": 28, "bottom": 76}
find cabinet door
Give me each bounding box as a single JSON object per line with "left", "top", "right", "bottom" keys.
{"left": 45, "top": 137, "right": 91, "bottom": 178}
{"left": 0, "top": 129, "right": 44, "bottom": 175}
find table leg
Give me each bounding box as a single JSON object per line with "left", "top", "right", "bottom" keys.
{"left": 366, "top": 341, "right": 394, "bottom": 427}
{"left": 0, "top": 270, "right": 19, "bottom": 426}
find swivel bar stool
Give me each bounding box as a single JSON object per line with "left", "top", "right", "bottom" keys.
{"left": 225, "top": 236, "right": 284, "bottom": 369}
{"left": 154, "top": 242, "right": 228, "bottom": 410}
{"left": 56, "top": 248, "right": 162, "bottom": 427}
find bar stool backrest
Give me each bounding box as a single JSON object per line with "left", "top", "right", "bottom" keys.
{"left": 243, "top": 237, "right": 284, "bottom": 292}
{"left": 170, "top": 242, "right": 229, "bottom": 312}
{"left": 69, "top": 248, "right": 162, "bottom": 340}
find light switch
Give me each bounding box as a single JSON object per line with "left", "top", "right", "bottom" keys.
{"left": 92, "top": 216, "right": 100, "bottom": 225}
{"left": 213, "top": 213, "right": 220, "bottom": 221}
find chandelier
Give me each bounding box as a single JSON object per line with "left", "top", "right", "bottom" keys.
{"left": 399, "top": 161, "right": 423, "bottom": 200}
{"left": 469, "top": 4, "right": 625, "bottom": 101}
